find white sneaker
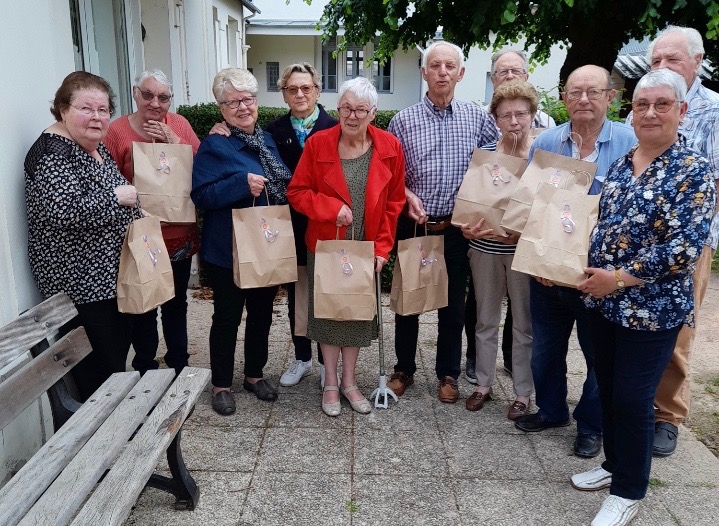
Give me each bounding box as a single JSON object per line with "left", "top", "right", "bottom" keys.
{"left": 591, "top": 495, "right": 639, "bottom": 526}
{"left": 319, "top": 363, "right": 326, "bottom": 389}
{"left": 280, "top": 360, "right": 312, "bottom": 386}
{"left": 571, "top": 466, "right": 612, "bottom": 491}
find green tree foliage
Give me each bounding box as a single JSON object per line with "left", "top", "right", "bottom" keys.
{"left": 312, "top": 0, "right": 719, "bottom": 85}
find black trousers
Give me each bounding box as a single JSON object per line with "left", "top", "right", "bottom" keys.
{"left": 131, "top": 257, "right": 192, "bottom": 375}
{"left": 465, "top": 278, "right": 513, "bottom": 368}
{"left": 286, "top": 280, "right": 323, "bottom": 364}
{"left": 71, "top": 298, "right": 132, "bottom": 401}
{"left": 394, "top": 216, "right": 469, "bottom": 380}
{"left": 204, "top": 261, "right": 278, "bottom": 388}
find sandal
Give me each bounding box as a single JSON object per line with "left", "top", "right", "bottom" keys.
{"left": 322, "top": 385, "right": 341, "bottom": 417}
{"left": 341, "top": 385, "right": 372, "bottom": 414}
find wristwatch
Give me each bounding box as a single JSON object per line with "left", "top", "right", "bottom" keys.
{"left": 614, "top": 269, "right": 626, "bottom": 288}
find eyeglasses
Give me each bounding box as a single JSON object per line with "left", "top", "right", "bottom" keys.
{"left": 496, "top": 110, "right": 531, "bottom": 122}
{"left": 282, "top": 85, "right": 318, "bottom": 96}
{"left": 70, "top": 104, "right": 111, "bottom": 118}
{"left": 563, "top": 89, "right": 612, "bottom": 101}
{"left": 137, "top": 88, "right": 172, "bottom": 104}
{"left": 631, "top": 99, "right": 680, "bottom": 114}
{"left": 494, "top": 68, "right": 526, "bottom": 78}
{"left": 220, "top": 96, "right": 257, "bottom": 109}
{"left": 337, "top": 106, "right": 372, "bottom": 119}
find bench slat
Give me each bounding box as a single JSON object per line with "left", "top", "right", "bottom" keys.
{"left": 0, "top": 293, "right": 77, "bottom": 370}
{"left": 0, "top": 328, "right": 91, "bottom": 430}
{"left": 0, "top": 372, "right": 139, "bottom": 526}
{"left": 70, "top": 368, "right": 210, "bottom": 526}
{"left": 19, "top": 369, "right": 176, "bottom": 526}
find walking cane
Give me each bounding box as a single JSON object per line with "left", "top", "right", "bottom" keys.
{"left": 371, "top": 271, "right": 398, "bottom": 409}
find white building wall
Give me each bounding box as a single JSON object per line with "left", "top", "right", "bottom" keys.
{"left": 141, "top": 0, "right": 174, "bottom": 82}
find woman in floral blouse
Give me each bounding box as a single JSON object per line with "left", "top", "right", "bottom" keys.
{"left": 571, "top": 69, "right": 716, "bottom": 526}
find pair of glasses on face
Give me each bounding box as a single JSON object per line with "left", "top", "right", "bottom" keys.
{"left": 220, "top": 97, "right": 257, "bottom": 109}
{"left": 70, "top": 104, "right": 111, "bottom": 118}
{"left": 337, "top": 106, "right": 372, "bottom": 118}
{"left": 631, "top": 99, "right": 679, "bottom": 114}
{"left": 137, "top": 89, "right": 172, "bottom": 104}
{"left": 495, "top": 68, "right": 526, "bottom": 78}
{"left": 563, "top": 89, "right": 612, "bottom": 101}
{"left": 496, "top": 110, "right": 531, "bottom": 123}
{"left": 282, "top": 85, "right": 317, "bottom": 96}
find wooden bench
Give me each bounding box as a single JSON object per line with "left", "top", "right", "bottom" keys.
{"left": 0, "top": 293, "right": 210, "bottom": 526}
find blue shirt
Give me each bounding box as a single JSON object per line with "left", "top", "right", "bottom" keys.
{"left": 528, "top": 119, "right": 637, "bottom": 195}
{"left": 585, "top": 139, "right": 716, "bottom": 330}
{"left": 388, "top": 94, "right": 499, "bottom": 216}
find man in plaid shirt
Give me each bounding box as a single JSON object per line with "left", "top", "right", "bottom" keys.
{"left": 386, "top": 40, "right": 499, "bottom": 403}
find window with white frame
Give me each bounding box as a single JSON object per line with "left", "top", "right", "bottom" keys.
{"left": 371, "top": 39, "right": 392, "bottom": 93}
{"left": 322, "top": 37, "right": 338, "bottom": 92}
{"left": 266, "top": 62, "right": 280, "bottom": 91}
{"left": 345, "top": 45, "right": 364, "bottom": 78}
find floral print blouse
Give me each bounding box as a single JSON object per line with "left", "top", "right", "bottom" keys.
{"left": 586, "top": 138, "right": 716, "bottom": 330}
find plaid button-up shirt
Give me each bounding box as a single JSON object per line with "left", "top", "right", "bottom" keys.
{"left": 388, "top": 94, "right": 499, "bottom": 217}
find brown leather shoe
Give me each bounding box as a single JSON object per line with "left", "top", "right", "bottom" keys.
{"left": 465, "top": 389, "right": 492, "bottom": 411}
{"left": 387, "top": 372, "right": 414, "bottom": 396}
{"left": 438, "top": 376, "right": 459, "bottom": 403}
{"left": 507, "top": 399, "right": 530, "bottom": 420}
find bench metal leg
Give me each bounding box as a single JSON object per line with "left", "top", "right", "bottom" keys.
{"left": 147, "top": 428, "right": 199, "bottom": 510}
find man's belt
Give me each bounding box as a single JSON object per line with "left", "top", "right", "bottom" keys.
{"left": 425, "top": 214, "right": 453, "bottom": 232}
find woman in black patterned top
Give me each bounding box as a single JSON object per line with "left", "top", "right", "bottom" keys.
{"left": 24, "top": 71, "right": 139, "bottom": 401}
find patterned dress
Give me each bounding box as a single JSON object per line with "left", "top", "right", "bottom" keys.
{"left": 307, "top": 146, "right": 378, "bottom": 347}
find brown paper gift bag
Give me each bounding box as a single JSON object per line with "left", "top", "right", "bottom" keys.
{"left": 451, "top": 146, "right": 528, "bottom": 237}
{"left": 232, "top": 196, "right": 298, "bottom": 289}
{"left": 314, "top": 228, "right": 376, "bottom": 321}
{"left": 294, "top": 266, "right": 309, "bottom": 337}
{"left": 132, "top": 142, "right": 195, "bottom": 224}
{"left": 117, "top": 215, "right": 175, "bottom": 314}
{"left": 390, "top": 225, "right": 449, "bottom": 315}
{"left": 501, "top": 149, "right": 596, "bottom": 235}
{"left": 511, "top": 183, "right": 600, "bottom": 287}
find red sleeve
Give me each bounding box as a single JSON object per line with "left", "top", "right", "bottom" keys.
{"left": 168, "top": 113, "right": 201, "bottom": 155}
{"left": 374, "top": 136, "right": 406, "bottom": 259}
{"left": 104, "top": 118, "right": 134, "bottom": 182}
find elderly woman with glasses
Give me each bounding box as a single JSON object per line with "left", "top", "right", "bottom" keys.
{"left": 572, "top": 68, "right": 715, "bottom": 526}
{"left": 461, "top": 80, "right": 537, "bottom": 420}
{"left": 105, "top": 69, "right": 201, "bottom": 377}
{"left": 192, "top": 68, "right": 291, "bottom": 415}
{"left": 287, "top": 77, "right": 405, "bottom": 417}
{"left": 25, "top": 71, "right": 139, "bottom": 400}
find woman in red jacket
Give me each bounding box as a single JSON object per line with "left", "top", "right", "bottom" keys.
{"left": 287, "top": 77, "right": 405, "bottom": 417}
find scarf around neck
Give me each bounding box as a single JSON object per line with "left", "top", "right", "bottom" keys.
{"left": 290, "top": 105, "right": 320, "bottom": 147}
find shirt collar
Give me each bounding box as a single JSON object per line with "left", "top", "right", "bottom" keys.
{"left": 686, "top": 76, "right": 702, "bottom": 102}
{"left": 562, "top": 118, "right": 613, "bottom": 145}
{"left": 422, "top": 92, "right": 456, "bottom": 114}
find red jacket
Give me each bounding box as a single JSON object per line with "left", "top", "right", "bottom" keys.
{"left": 287, "top": 124, "right": 406, "bottom": 260}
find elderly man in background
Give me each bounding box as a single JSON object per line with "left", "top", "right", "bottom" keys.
{"left": 513, "top": 65, "right": 636, "bottom": 459}
{"left": 387, "top": 40, "right": 499, "bottom": 403}
{"left": 465, "top": 48, "right": 557, "bottom": 384}
{"left": 628, "top": 25, "right": 719, "bottom": 457}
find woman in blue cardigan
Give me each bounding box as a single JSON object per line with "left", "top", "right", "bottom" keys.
{"left": 192, "top": 68, "right": 291, "bottom": 415}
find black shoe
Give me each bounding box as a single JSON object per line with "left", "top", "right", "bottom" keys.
{"left": 465, "top": 357, "right": 478, "bottom": 384}
{"left": 211, "top": 390, "right": 236, "bottom": 415}
{"left": 653, "top": 422, "right": 678, "bottom": 457}
{"left": 243, "top": 378, "right": 278, "bottom": 402}
{"left": 502, "top": 363, "right": 513, "bottom": 377}
{"left": 514, "top": 412, "right": 570, "bottom": 433}
{"left": 574, "top": 433, "right": 602, "bottom": 458}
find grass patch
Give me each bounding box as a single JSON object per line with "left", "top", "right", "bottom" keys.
{"left": 649, "top": 477, "right": 669, "bottom": 488}
{"left": 346, "top": 500, "right": 359, "bottom": 513}
{"left": 711, "top": 376, "right": 719, "bottom": 388}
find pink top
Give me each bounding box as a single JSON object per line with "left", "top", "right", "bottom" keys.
{"left": 105, "top": 113, "right": 201, "bottom": 258}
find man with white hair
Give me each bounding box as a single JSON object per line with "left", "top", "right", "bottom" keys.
{"left": 387, "top": 40, "right": 499, "bottom": 403}
{"left": 629, "top": 25, "right": 719, "bottom": 457}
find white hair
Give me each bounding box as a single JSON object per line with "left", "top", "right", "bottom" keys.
{"left": 490, "top": 49, "right": 529, "bottom": 75}
{"left": 338, "top": 76, "right": 378, "bottom": 108}
{"left": 647, "top": 25, "right": 705, "bottom": 62}
{"left": 134, "top": 68, "right": 173, "bottom": 95}
{"left": 634, "top": 68, "right": 687, "bottom": 102}
{"left": 421, "top": 41, "right": 465, "bottom": 70}
{"left": 212, "top": 68, "right": 259, "bottom": 103}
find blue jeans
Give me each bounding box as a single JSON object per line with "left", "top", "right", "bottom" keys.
{"left": 529, "top": 279, "right": 602, "bottom": 435}
{"left": 591, "top": 310, "right": 679, "bottom": 500}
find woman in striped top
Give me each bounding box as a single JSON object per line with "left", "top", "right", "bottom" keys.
{"left": 461, "top": 81, "right": 538, "bottom": 420}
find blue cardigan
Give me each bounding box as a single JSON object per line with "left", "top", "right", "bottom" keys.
{"left": 528, "top": 119, "right": 637, "bottom": 195}
{"left": 191, "top": 132, "right": 287, "bottom": 269}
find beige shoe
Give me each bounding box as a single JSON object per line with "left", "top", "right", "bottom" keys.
{"left": 341, "top": 385, "right": 372, "bottom": 414}
{"left": 322, "top": 385, "right": 341, "bottom": 417}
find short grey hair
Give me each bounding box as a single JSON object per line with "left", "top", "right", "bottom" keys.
{"left": 647, "top": 25, "right": 705, "bottom": 62}
{"left": 212, "top": 68, "right": 258, "bottom": 103}
{"left": 277, "top": 62, "right": 321, "bottom": 90}
{"left": 134, "top": 68, "right": 173, "bottom": 95}
{"left": 634, "top": 68, "right": 687, "bottom": 102}
{"left": 338, "top": 76, "right": 378, "bottom": 108}
{"left": 490, "top": 49, "right": 529, "bottom": 76}
{"left": 421, "top": 41, "right": 465, "bottom": 70}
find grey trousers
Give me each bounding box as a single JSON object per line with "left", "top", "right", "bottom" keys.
{"left": 468, "top": 249, "right": 533, "bottom": 397}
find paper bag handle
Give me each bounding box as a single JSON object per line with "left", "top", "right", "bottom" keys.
{"left": 252, "top": 186, "right": 271, "bottom": 207}
{"left": 496, "top": 132, "right": 519, "bottom": 156}
{"left": 413, "top": 222, "right": 428, "bottom": 238}
{"left": 335, "top": 224, "right": 356, "bottom": 240}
